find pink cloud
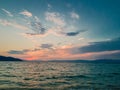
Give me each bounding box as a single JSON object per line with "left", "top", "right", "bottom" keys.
{"left": 0, "top": 19, "right": 29, "bottom": 30}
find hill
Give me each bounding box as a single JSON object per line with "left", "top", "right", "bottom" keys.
{"left": 0, "top": 55, "right": 23, "bottom": 61}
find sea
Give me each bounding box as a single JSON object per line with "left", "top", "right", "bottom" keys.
{"left": 0, "top": 61, "right": 120, "bottom": 90}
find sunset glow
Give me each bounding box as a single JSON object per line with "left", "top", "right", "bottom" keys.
{"left": 0, "top": 0, "right": 120, "bottom": 61}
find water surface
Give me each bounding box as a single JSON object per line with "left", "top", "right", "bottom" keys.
{"left": 0, "top": 62, "right": 120, "bottom": 90}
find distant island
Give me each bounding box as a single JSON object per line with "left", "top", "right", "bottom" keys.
{"left": 48, "top": 59, "right": 120, "bottom": 63}
{"left": 0, "top": 55, "right": 23, "bottom": 61}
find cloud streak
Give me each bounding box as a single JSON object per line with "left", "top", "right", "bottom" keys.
{"left": 64, "top": 30, "right": 87, "bottom": 36}
{"left": 20, "top": 10, "right": 83, "bottom": 37}
{"left": 45, "top": 11, "right": 66, "bottom": 26}
{"left": 30, "top": 22, "right": 46, "bottom": 34}
{"left": 70, "top": 11, "right": 79, "bottom": 19}
{"left": 20, "top": 10, "right": 32, "bottom": 17}
{"left": 7, "top": 49, "right": 38, "bottom": 55}
{"left": 2, "top": 9, "right": 13, "bottom": 17}
{"left": 40, "top": 44, "right": 53, "bottom": 49}
{"left": 8, "top": 42, "right": 120, "bottom": 60}
{"left": 8, "top": 50, "right": 25, "bottom": 54}
{"left": 80, "top": 37, "right": 120, "bottom": 53}
{"left": 0, "top": 19, "right": 28, "bottom": 30}
{"left": 95, "top": 50, "right": 120, "bottom": 59}
{"left": 29, "top": 16, "right": 46, "bottom": 35}
{"left": 70, "top": 37, "right": 120, "bottom": 54}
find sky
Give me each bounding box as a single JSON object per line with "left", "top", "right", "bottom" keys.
{"left": 0, "top": 0, "right": 120, "bottom": 61}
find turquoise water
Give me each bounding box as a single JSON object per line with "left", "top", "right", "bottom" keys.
{"left": 0, "top": 62, "right": 120, "bottom": 90}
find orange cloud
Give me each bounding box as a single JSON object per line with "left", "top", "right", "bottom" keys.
{"left": 14, "top": 45, "right": 93, "bottom": 61}
{"left": 8, "top": 44, "right": 120, "bottom": 61}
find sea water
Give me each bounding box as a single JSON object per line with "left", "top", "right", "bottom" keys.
{"left": 0, "top": 61, "right": 120, "bottom": 90}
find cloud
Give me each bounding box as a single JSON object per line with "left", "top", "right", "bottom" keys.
{"left": 25, "top": 33, "right": 44, "bottom": 36}
{"left": 12, "top": 46, "right": 72, "bottom": 60}
{"left": 46, "top": 24, "right": 86, "bottom": 37}
{"left": 20, "top": 10, "right": 32, "bottom": 17}
{"left": 45, "top": 11, "right": 66, "bottom": 26}
{"left": 70, "top": 37, "right": 120, "bottom": 54}
{"left": 0, "top": 19, "right": 29, "bottom": 30}
{"left": 21, "top": 45, "right": 97, "bottom": 60}
{"left": 96, "top": 50, "right": 120, "bottom": 59}
{"left": 64, "top": 30, "right": 87, "bottom": 36}
{"left": 2, "top": 9, "right": 13, "bottom": 17}
{"left": 29, "top": 16, "right": 46, "bottom": 35}
{"left": 40, "top": 44, "right": 53, "bottom": 49}
{"left": 19, "top": 16, "right": 47, "bottom": 38}
{"left": 7, "top": 37, "right": 120, "bottom": 60}
{"left": 30, "top": 22, "right": 46, "bottom": 34}
{"left": 60, "top": 29, "right": 87, "bottom": 36}
{"left": 65, "top": 31, "right": 80, "bottom": 36}
{"left": 7, "top": 49, "right": 37, "bottom": 55}
{"left": 8, "top": 50, "right": 25, "bottom": 54}
{"left": 19, "top": 11, "right": 46, "bottom": 36}
{"left": 8, "top": 44, "right": 120, "bottom": 61}
{"left": 22, "top": 33, "right": 48, "bottom": 40}
{"left": 70, "top": 11, "right": 79, "bottom": 19}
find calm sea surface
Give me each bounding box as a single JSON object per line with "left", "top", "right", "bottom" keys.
{"left": 0, "top": 61, "right": 120, "bottom": 90}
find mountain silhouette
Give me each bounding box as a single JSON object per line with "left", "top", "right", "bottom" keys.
{"left": 0, "top": 55, "right": 23, "bottom": 61}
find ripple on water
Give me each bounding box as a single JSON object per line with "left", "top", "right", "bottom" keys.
{"left": 0, "top": 62, "right": 120, "bottom": 89}
{"left": 0, "top": 74, "right": 17, "bottom": 77}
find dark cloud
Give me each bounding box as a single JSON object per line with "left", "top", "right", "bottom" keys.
{"left": 7, "top": 48, "right": 41, "bottom": 55}
{"left": 80, "top": 37, "right": 120, "bottom": 53}
{"left": 64, "top": 30, "right": 87, "bottom": 36}
{"left": 66, "top": 31, "right": 80, "bottom": 36}
{"left": 8, "top": 49, "right": 30, "bottom": 54}
{"left": 40, "top": 44, "right": 53, "bottom": 49}
{"left": 70, "top": 37, "right": 120, "bottom": 54}
{"left": 8, "top": 50, "right": 24, "bottom": 54}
